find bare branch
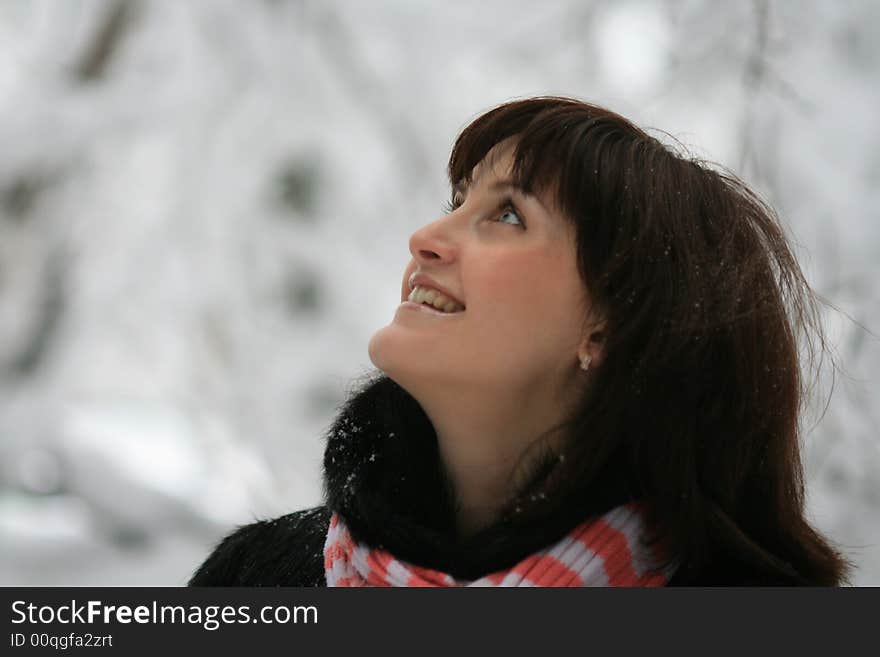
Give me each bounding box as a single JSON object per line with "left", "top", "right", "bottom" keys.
{"left": 74, "top": 0, "right": 138, "bottom": 82}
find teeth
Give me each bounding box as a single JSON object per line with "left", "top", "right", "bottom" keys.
{"left": 407, "top": 285, "right": 464, "bottom": 313}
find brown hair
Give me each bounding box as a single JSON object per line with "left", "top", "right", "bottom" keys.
{"left": 448, "top": 96, "right": 852, "bottom": 585}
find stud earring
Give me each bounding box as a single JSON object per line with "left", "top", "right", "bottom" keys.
{"left": 579, "top": 354, "right": 592, "bottom": 372}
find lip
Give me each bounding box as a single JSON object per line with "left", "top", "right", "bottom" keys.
{"left": 407, "top": 273, "right": 465, "bottom": 308}
{"left": 398, "top": 300, "right": 463, "bottom": 316}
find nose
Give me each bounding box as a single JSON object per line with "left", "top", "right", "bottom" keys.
{"left": 408, "top": 213, "right": 458, "bottom": 263}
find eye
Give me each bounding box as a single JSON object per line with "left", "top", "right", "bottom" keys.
{"left": 497, "top": 203, "right": 525, "bottom": 228}
{"left": 441, "top": 193, "right": 526, "bottom": 229}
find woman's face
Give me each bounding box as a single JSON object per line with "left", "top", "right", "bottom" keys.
{"left": 368, "top": 142, "right": 595, "bottom": 404}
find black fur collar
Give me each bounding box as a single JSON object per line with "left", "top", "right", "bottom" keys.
{"left": 321, "top": 373, "right": 633, "bottom": 581}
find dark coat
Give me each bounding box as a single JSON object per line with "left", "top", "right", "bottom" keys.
{"left": 187, "top": 374, "right": 790, "bottom": 586}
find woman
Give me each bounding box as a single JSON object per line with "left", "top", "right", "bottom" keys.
{"left": 189, "top": 97, "right": 852, "bottom": 586}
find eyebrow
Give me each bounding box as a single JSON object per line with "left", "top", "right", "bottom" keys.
{"left": 454, "top": 178, "right": 549, "bottom": 215}
{"left": 454, "top": 178, "right": 527, "bottom": 196}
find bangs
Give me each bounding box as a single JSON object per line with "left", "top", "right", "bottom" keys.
{"left": 447, "top": 97, "right": 650, "bottom": 221}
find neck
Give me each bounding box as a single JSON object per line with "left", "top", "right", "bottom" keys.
{"left": 414, "top": 381, "right": 574, "bottom": 539}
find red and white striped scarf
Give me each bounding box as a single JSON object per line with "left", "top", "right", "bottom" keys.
{"left": 324, "top": 502, "right": 673, "bottom": 587}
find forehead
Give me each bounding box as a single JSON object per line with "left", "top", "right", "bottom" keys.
{"left": 458, "top": 139, "right": 563, "bottom": 217}
{"left": 467, "top": 139, "right": 518, "bottom": 184}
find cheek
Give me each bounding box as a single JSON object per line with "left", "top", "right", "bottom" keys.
{"left": 480, "top": 251, "right": 574, "bottom": 307}
{"left": 475, "top": 249, "right": 537, "bottom": 290}
{"left": 473, "top": 251, "right": 584, "bottom": 344}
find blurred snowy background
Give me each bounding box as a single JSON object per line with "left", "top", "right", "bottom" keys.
{"left": 0, "top": 0, "right": 877, "bottom": 586}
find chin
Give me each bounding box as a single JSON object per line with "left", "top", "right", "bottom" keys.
{"left": 367, "top": 323, "right": 403, "bottom": 375}
{"left": 368, "top": 326, "right": 432, "bottom": 391}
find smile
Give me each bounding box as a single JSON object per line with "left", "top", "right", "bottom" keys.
{"left": 406, "top": 286, "right": 466, "bottom": 313}
{"left": 398, "top": 301, "right": 464, "bottom": 316}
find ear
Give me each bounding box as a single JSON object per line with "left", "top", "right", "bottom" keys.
{"left": 577, "top": 320, "right": 606, "bottom": 370}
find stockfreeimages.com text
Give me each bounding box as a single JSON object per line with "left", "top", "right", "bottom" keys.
{"left": 11, "top": 600, "right": 317, "bottom": 631}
